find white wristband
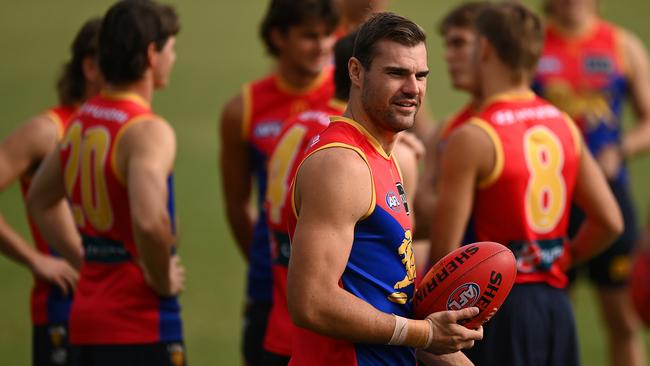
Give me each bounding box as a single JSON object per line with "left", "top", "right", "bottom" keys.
{"left": 388, "top": 315, "right": 409, "bottom": 345}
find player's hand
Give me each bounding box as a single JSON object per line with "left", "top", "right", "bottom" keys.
{"left": 31, "top": 253, "right": 79, "bottom": 296}
{"left": 596, "top": 144, "right": 622, "bottom": 180}
{"left": 423, "top": 307, "right": 483, "bottom": 355}
{"left": 397, "top": 131, "right": 426, "bottom": 160}
{"left": 167, "top": 255, "right": 186, "bottom": 296}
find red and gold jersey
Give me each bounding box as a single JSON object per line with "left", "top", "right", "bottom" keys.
{"left": 286, "top": 117, "right": 415, "bottom": 366}
{"left": 533, "top": 20, "right": 628, "bottom": 181}
{"left": 468, "top": 92, "right": 582, "bottom": 289}
{"left": 242, "top": 67, "right": 335, "bottom": 302}
{"left": 60, "top": 91, "right": 181, "bottom": 344}
{"left": 19, "top": 105, "right": 77, "bottom": 326}
{"left": 436, "top": 102, "right": 476, "bottom": 157}
{"left": 263, "top": 100, "right": 345, "bottom": 357}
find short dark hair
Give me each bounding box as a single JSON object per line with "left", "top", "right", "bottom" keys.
{"left": 99, "top": 0, "right": 180, "bottom": 85}
{"left": 352, "top": 12, "right": 426, "bottom": 70}
{"left": 334, "top": 31, "right": 357, "bottom": 101}
{"left": 475, "top": 2, "right": 543, "bottom": 82}
{"left": 260, "top": 0, "right": 339, "bottom": 57}
{"left": 56, "top": 17, "right": 102, "bottom": 106}
{"left": 438, "top": 2, "right": 487, "bottom": 35}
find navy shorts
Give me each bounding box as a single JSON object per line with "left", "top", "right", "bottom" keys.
{"left": 568, "top": 180, "right": 637, "bottom": 287}
{"left": 464, "top": 283, "right": 579, "bottom": 366}
{"left": 33, "top": 324, "right": 70, "bottom": 366}
{"left": 70, "top": 342, "right": 186, "bottom": 366}
{"left": 243, "top": 300, "right": 271, "bottom": 366}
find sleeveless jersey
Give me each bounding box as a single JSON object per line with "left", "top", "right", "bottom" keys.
{"left": 533, "top": 20, "right": 628, "bottom": 183}
{"left": 468, "top": 93, "right": 582, "bottom": 289}
{"left": 19, "top": 105, "right": 77, "bottom": 326}
{"left": 286, "top": 117, "right": 416, "bottom": 366}
{"left": 437, "top": 102, "right": 476, "bottom": 154}
{"left": 242, "top": 67, "right": 334, "bottom": 302}
{"left": 263, "top": 100, "right": 345, "bottom": 356}
{"left": 59, "top": 92, "right": 182, "bottom": 344}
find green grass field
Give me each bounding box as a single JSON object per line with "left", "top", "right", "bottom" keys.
{"left": 0, "top": 1, "right": 649, "bottom": 364}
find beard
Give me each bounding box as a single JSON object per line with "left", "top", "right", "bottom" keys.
{"left": 360, "top": 78, "right": 419, "bottom": 133}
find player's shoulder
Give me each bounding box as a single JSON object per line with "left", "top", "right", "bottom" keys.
{"left": 119, "top": 114, "right": 175, "bottom": 147}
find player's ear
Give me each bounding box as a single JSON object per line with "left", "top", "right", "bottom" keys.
{"left": 270, "top": 28, "right": 286, "bottom": 53}
{"left": 348, "top": 57, "right": 363, "bottom": 88}
{"left": 146, "top": 42, "right": 157, "bottom": 68}
{"left": 478, "top": 36, "right": 491, "bottom": 62}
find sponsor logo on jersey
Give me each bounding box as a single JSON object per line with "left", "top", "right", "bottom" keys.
{"left": 386, "top": 190, "right": 401, "bottom": 211}
{"left": 396, "top": 182, "right": 410, "bottom": 215}
{"left": 447, "top": 283, "right": 481, "bottom": 311}
{"left": 584, "top": 55, "right": 614, "bottom": 74}
{"left": 537, "top": 56, "right": 562, "bottom": 74}
{"left": 253, "top": 120, "right": 282, "bottom": 139}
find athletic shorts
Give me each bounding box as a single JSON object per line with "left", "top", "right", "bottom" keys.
{"left": 33, "top": 324, "right": 70, "bottom": 366}
{"left": 568, "top": 180, "right": 637, "bottom": 287}
{"left": 70, "top": 342, "right": 186, "bottom": 366}
{"left": 243, "top": 300, "right": 271, "bottom": 366}
{"left": 463, "top": 283, "right": 579, "bottom": 366}
{"left": 260, "top": 350, "right": 290, "bottom": 366}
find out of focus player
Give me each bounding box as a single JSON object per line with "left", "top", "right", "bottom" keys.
{"left": 414, "top": 2, "right": 485, "bottom": 262}
{"left": 287, "top": 12, "right": 482, "bottom": 366}
{"left": 218, "top": 1, "right": 338, "bottom": 364}
{"left": 534, "top": 1, "right": 650, "bottom": 365}
{"left": 28, "top": 1, "right": 185, "bottom": 365}
{"left": 0, "top": 17, "right": 102, "bottom": 366}
{"left": 333, "top": 0, "right": 388, "bottom": 37}
{"left": 428, "top": 3, "right": 623, "bottom": 365}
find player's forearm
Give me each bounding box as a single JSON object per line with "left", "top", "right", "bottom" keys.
{"left": 28, "top": 200, "right": 82, "bottom": 269}
{"left": 225, "top": 204, "right": 254, "bottom": 259}
{"left": 571, "top": 219, "right": 623, "bottom": 266}
{"left": 622, "top": 121, "right": 650, "bottom": 157}
{"left": 289, "top": 284, "right": 431, "bottom": 347}
{"left": 133, "top": 214, "right": 175, "bottom": 295}
{"left": 0, "top": 214, "right": 40, "bottom": 269}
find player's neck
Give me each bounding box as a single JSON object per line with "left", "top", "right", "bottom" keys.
{"left": 481, "top": 69, "right": 530, "bottom": 103}
{"left": 276, "top": 62, "right": 324, "bottom": 92}
{"left": 104, "top": 79, "right": 154, "bottom": 104}
{"left": 345, "top": 100, "right": 397, "bottom": 156}
{"left": 551, "top": 13, "right": 598, "bottom": 38}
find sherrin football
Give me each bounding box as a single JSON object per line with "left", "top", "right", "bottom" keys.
{"left": 413, "top": 241, "right": 517, "bottom": 329}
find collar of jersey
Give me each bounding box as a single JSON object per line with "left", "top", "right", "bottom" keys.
{"left": 479, "top": 90, "right": 536, "bottom": 111}
{"left": 275, "top": 66, "right": 331, "bottom": 95}
{"left": 100, "top": 90, "right": 150, "bottom": 108}
{"left": 330, "top": 116, "right": 392, "bottom": 160}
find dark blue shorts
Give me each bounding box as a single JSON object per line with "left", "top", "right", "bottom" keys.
{"left": 568, "top": 180, "right": 637, "bottom": 287}
{"left": 463, "top": 283, "right": 579, "bottom": 366}
{"left": 243, "top": 300, "right": 271, "bottom": 366}
{"left": 33, "top": 324, "right": 70, "bottom": 366}
{"left": 70, "top": 342, "right": 186, "bottom": 366}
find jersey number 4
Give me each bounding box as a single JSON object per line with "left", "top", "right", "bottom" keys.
{"left": 523, "top": 126, "right": 566, "bottom": 234}
{"left": 61, "top": 122, "right": 114, "bottom": 231}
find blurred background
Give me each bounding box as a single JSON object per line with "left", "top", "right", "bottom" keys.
{"left": 0, "top": 0, "right": 649, "bottom": 364}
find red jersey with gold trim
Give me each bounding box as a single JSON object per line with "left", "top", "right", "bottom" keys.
{"left": 19, "top": 105, "right": 76, "bottom": 326}
{"left": 242, "top": 67, "right": 335, "bottom": 302}
{"left": 286, "top": 117, "right": 416, "bottom": 366}
{"left": 59, "top": 92, "right": 182, "bottom": 344}
{"left": 468, "top": 93, "right": 582, "bottom": 289}
{"left": 533, "top": 20, "right": 628, "bottom": 183}
{"left": 436, "top": 102, "right": 476, "bottom": 155}
{"left": 263, "top": 100, "right": 345, "bottom": 357}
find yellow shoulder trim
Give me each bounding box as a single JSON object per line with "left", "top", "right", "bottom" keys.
{"left": 241, "top": 84, "right": 252, "bottom": 141}
{"left": 45, "top": 110, "right": 65, "bottom": 140}
{"left": 328, "top": 98, "right": 347, "bottom": 113}
{"left": 563, "top": 112, "right": 583, "bottom": 157}
{"left": 330, "top": 116, "right": 391, "bottom": 159}
{"left": 276, "top": 67, "right": 331, "bottom": 95}
{"left": 469, "top": 118, "right": 504, "bottom": 189}
{"left": 292, "top": 142, "right": 376, "bottom": 220}
{"left": 110, "top": 114, "right": 161, "bottom": 186}
{"left": 613, "top": 26, "right": 630, "bottom": 78}
{"left": 100, "top": 90, "right": 150, "bottom": 108}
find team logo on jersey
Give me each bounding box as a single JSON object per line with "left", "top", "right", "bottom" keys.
{"left": 253, "top": 120, "right": 282, "bottom": 139}
{"left": 388, "top": 230, "right": 415, "bottom": 305}
{"left": 396, "top": 182, "right": 410, "bottom": 215}
{"left": 447, "top": 283, "right": 480, "bottom": 311}
{"left": 307, "top": 134, "right": 320, "bottom": 149}
{"left": 537, "top": 56, "right": 562, "bottom": 74}
{"left": 386, "top": 190, "right": 401, "bottom": 211}
{"left": 511, "top": 239, "right": 564, "bottom": 273}
{"left": 584, "top": 55, "right": 614, "bottom": 74}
